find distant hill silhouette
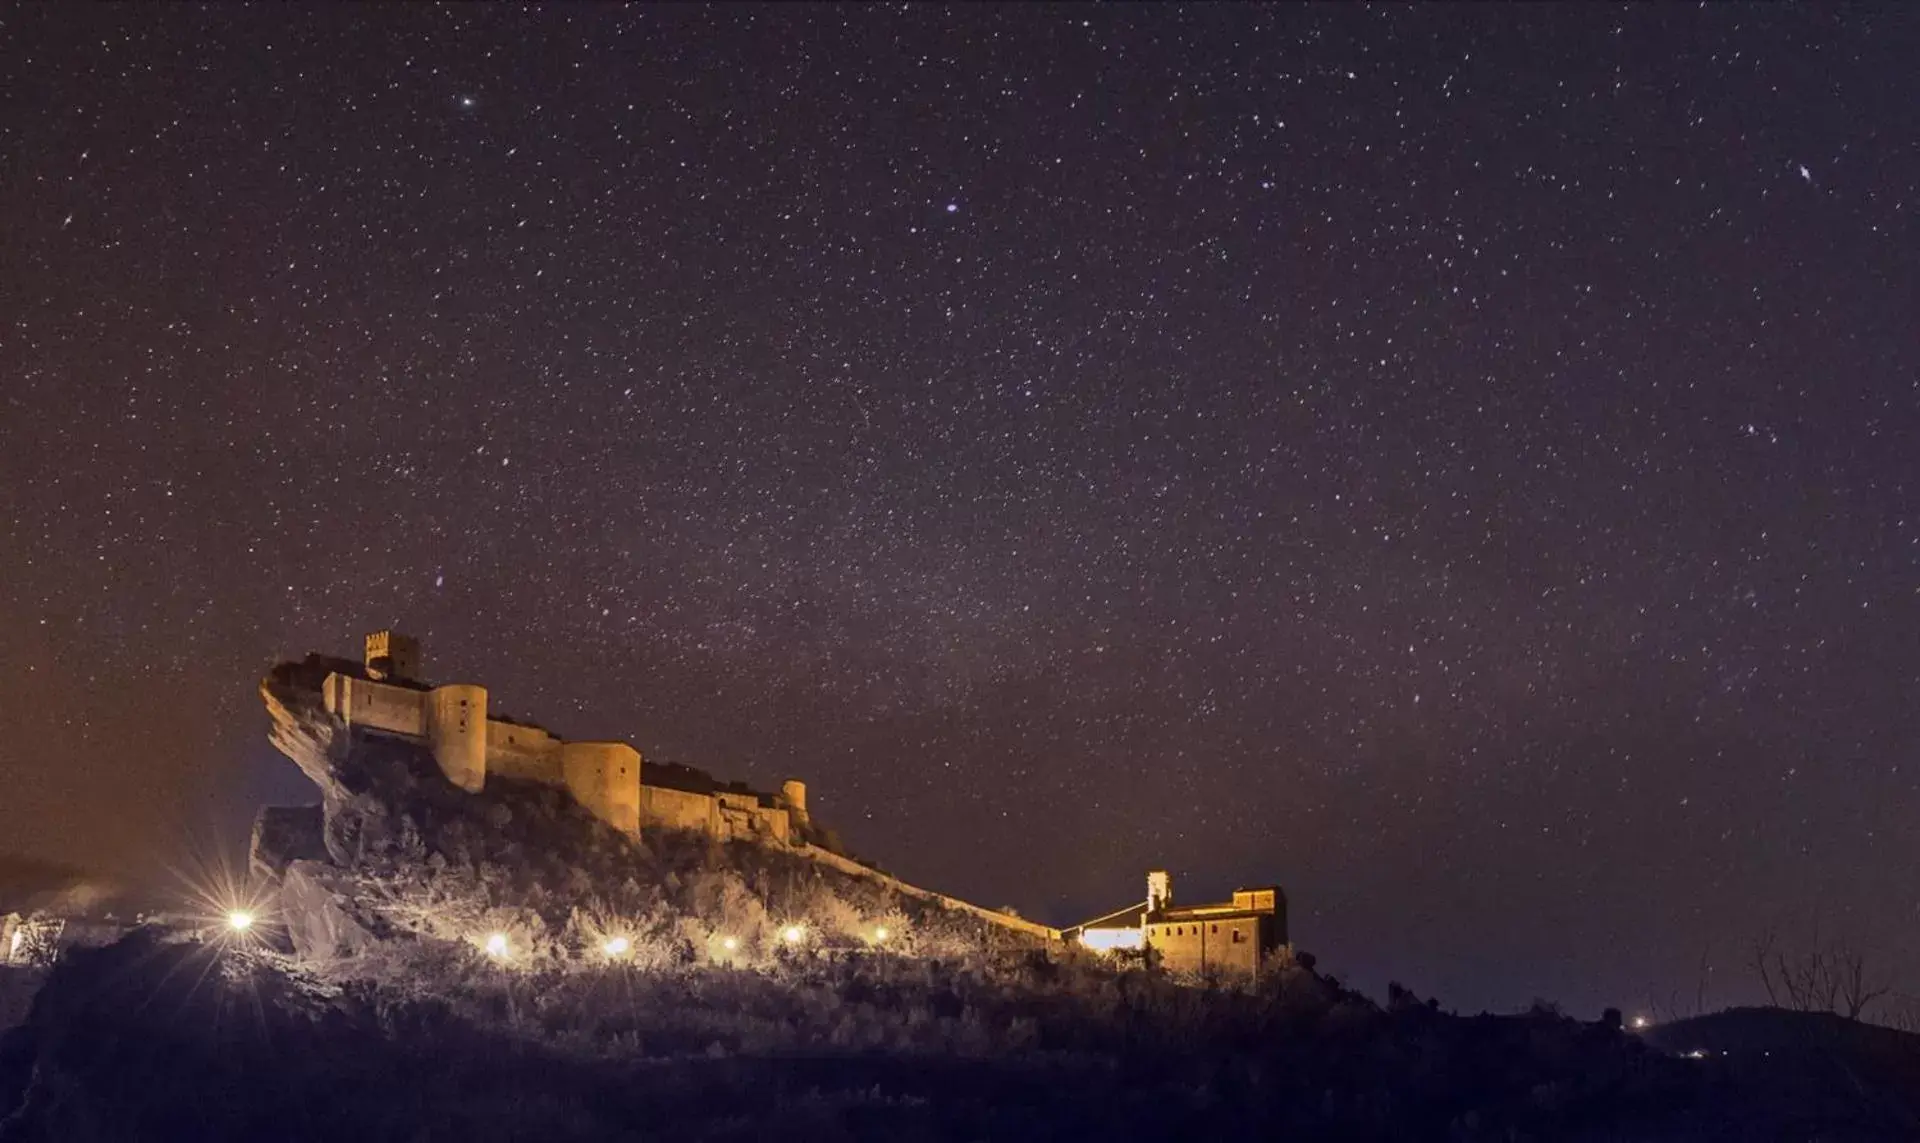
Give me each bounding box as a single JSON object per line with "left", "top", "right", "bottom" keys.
{"left": 1647, "top": 1007, "right": 1920, "bottom": 1134}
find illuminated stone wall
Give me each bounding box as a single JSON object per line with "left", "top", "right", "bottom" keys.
{"left": 322, "top": 674, "right": 426, "bottom": 737}
{"left": 1146, "top": 915, "right": 1266, "bottom": 977}
{"left": 561, "top": 742, "right": 641, "bottom": 835}
{"left": 486, "top": 720, "right": 563, "bottom": 784}
{"left": 426, "top": 685, "right": 487, "bottom": 793}
{"left": 639, "top": 785, "right": 715, "bottom": 833}
{"left": 315, "top": 667, "right": 806, "bottom": 847}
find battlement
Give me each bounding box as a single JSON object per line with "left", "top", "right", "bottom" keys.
{"left": 363, "top": 629, "right": 420, "bottom": 682}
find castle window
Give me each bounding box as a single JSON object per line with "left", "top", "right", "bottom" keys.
{"left": 1210, "top": 925, "right": 1218, "bottom": 935}
{"left": 1232, "top": 929, "right": 1246, "bottom": 944}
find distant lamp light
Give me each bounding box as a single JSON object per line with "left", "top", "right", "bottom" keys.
{"left": 1630, "top": 1015, "right": 1650, "bottom": 1030}
{"left": 721, "top": 936, "right": 740, "bottom": 952}
{"left": 781, "top": 924, "right": 805, "bottom": 946}
{"left": 602, "top": 936, "right": 631, "bottom": 958}
{"left": 227, "top": 911, "right": 255, "bottom": 933}
{"left": 484, "top": 932, "right": 510, "bottom": 958}
{"left": 873, "top": 925, "right": 890, "bottom": 943}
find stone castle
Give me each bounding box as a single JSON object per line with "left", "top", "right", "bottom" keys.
{"left": 307, "top": 631, "right": 812, "bottom": 847}
{"left": 258, "top": 630, "right": 1288, "bottom": 974}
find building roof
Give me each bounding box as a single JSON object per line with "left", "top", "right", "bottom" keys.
{"left": 1148, "top": 907, "right": 1273, "bottom": 925}
{"left": 1069, "top": 885, "right": 1284, "bottom": 935}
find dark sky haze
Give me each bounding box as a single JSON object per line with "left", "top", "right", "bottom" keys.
{"left": 2, "top": 3, "right": 1916, "bottom": 1015}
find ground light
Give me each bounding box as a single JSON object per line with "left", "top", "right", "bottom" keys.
{"left": 1631, "top": 1015, "right": 1651, "bottom": 1030}
{"left": 227, "top": 911, "right": 255, "bottom": 933}
{"left": 483, "top": 932, "right": 510, "bottom": 958}
{"left": 873, "top": 925, "right": 890, "bottom": 943}
{"left": 721, "top": 936, "right": 740, "bottom": 952}
{"left": 781, "top": 924, "right": 805, "bottom": 945}
{"left": 602, "top": 936, "right": 631, "bottom": 958}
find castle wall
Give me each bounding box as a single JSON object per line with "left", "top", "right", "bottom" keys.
{"left": 486, "top": 743, "right": 562, "bottom": 783}
{"left": 322, "top": 675, "right": 425, "bottom": 737}
{"left": 561, "top": 742, "right": 641, "bottom": 835}
{"left": 753, "top": 805, "right": 792, "bottom": 843}
{"left": 316, "top": 668, "right": 796, "bottom": 848}
{"left": 714, "top": 791, "right": 789, "bottom": 844}
{"left": 426, "top": 685, "right": 487, "bottom": 792}
{"left": 485, "top": 721, "right": 563, "bottom": 783}
{"left": 640, "top": 785, "right": 717, "bottom": 834}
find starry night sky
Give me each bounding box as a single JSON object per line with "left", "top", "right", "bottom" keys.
{"left": 3, "top": 4, "right": 1916, "bottom": 1014}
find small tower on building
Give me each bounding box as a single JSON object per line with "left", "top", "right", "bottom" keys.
{"left": 365, "top": 630, "right": 422, "bottom": 682}
{"left": 1147, "top": 870, "right": 1173, "bottom": 914}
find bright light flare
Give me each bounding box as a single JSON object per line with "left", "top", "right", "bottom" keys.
{"left": 721, "top": 936, "right": 740, "bottom": 952}
{"left": 781, "top": 924, "right": 805, "bottom": 945}
{"left": 483, "top": 932, "right": 510, "bottom": 958}
{"left": 602, "top": 935, "right": 631, "bottom": 957}
{"left": 873, "top": 925, "right": 890, "bottom": 943}
{"left": 1078, "top": 928, "right": 1145, "bottom": 952}
{"left": 227, "top": 911, "right": 255, "bottom": 932}
{"left": 1631, "top": 1015, "right": 1650, "bottom": 1030}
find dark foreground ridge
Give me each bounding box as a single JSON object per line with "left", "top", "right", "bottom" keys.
{"left": 8, "top": 928, "right": 1920, "bottom": 1142}
{"left": 2, "top": 684, "right": 1918, "bottom": 1140}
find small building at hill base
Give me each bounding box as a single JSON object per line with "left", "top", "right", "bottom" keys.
{"left": 1066, "top": 871, "right": 1288, "bottom": 978}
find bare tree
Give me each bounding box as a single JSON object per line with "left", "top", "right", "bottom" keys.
{"left": 1834, "top": 947, "right": 1893, "bottom": 1022}
{"left": 1749, "top": 927, "right": 1783, "bottom": 1008}
{"left": 1748, "top": 927, "right": 1891, "bottom": 1022}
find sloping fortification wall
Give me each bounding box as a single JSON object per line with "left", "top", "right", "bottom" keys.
{"left": 796, "top": 845, "right": 1061, "bottom": 943}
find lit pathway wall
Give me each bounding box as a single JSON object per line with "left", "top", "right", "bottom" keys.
{"left": 796, "top": 845, "right": 1061, "bottom": 943}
